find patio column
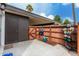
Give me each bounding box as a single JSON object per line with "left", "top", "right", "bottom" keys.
{"left": 0, "top": 3, "right": 5, "bottom": 47}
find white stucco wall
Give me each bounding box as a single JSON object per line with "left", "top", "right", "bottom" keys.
{"left": 1, "top": 10, "right": 5, "bottom": 47}
{"left": 0, "top": 9, "right": 5, "bottom": 47}
{"left": 0, "top": 9, "right": 5, "bottom": 55}
{"left": 0, "top": 10, "right": 2, "bottom": 45}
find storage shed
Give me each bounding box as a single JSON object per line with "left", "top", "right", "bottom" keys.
{"left": 0, "top": 3, "right": 57, "bottom": 46}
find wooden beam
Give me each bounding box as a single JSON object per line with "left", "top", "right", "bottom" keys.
{"left": 29, "top": 25, "right": 77, "bottom": 28}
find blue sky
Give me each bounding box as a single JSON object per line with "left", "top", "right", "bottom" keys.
{"left": 9, "top": 3, "right": 79, "bottom": 23}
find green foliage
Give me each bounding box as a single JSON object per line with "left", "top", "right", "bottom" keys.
{"left": 63, "top": 19, "right": 71, "bottom": 25}
{"left": 54, "top": 15, "right": 62, "bottom": 24}
{"left": 26, "top": 4, "right": 33, "bottom": 12}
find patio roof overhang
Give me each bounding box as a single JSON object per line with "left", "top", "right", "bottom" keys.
{"left": 4, "top": 4, "right": 59, "bottom": 26}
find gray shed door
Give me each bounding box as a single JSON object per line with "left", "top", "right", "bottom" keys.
{"left": 18, "top": 16, "right": 28, "bottom": 42}
{"left": 5, "top": 13, "right": 18, "bottom": 44}
{"left": 5, "top": 13, "right": 29, "bottom": 44}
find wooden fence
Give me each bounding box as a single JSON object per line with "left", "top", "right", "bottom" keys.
{"left": 77, "top": 24, "right": 79, "bottom": 55}
{"left": 29, "top": 25, "right": 79, "bottom": 55}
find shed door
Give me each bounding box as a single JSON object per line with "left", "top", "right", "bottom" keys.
{"left": 5, "top": 13, "right": 18, "bottom": 44}
{"left": 18, "top": 17, "right": 28, "bottom": 42}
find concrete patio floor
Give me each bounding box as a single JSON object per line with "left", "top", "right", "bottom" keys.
{"left": 3, "top": 39, "right": 77, "bottom": 56}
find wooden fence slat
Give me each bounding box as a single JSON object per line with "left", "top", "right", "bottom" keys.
{"left": 77, "top": 24, "right": 79, "bottom": 55}
{"left": 35, "top": 27, "right": 37, "bottom": 39}
{"left": 49, "top": 26, "right": 51, "bottom": 42}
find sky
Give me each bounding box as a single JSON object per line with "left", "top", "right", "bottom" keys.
{"left": 8, "top": 3, "right": 79, "bottom": 23}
